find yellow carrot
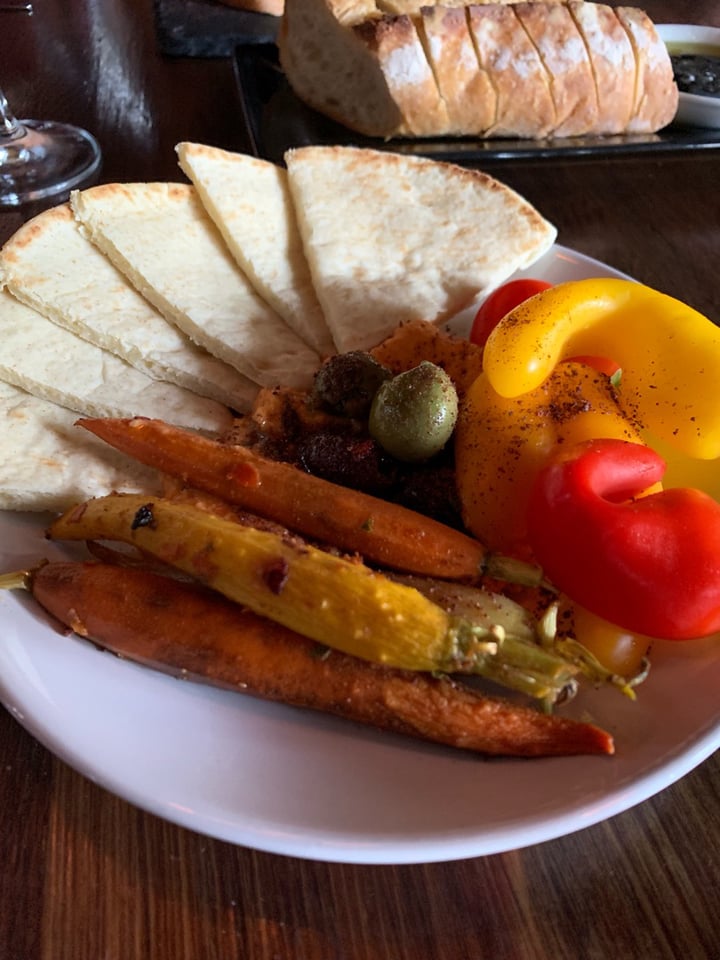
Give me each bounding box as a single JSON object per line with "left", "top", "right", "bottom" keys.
{"left": 48, "top": 494, "right": 576, "bottom": 700}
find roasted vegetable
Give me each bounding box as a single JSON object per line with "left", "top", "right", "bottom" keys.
{"left": 0, "top": 561, "right": 613, "bottom": 757}
{"left": 528, "top": 438, "right": 720, "bottom": 640}
{"left": 77, "top": 416, "right": 543, "bottom": 585}
{"left": 455, "top": 362, "right": 648, "bottom": 553}
{"left": 48, "top": 494, "right": 577, "bottom": 702}
{"left": 482, "top": 277, "right": 720, "bottom": 459}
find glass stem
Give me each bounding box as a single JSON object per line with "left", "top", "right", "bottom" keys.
{"left": 0, "top": 86, "right": 23, "bottom": 138}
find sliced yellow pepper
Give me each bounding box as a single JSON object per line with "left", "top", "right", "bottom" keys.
{"left": 482, "top": 278, "right": 720, "bottom": 460}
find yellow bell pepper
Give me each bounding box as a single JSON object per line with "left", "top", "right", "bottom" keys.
{"left": 643, "top": 432, "right": 720, "bottom": 503}
{"left": 482, "top": 278, "right": 720, "bottom": 460}
{"left": 455, "top": 361, "right": 648, "bottom": 553}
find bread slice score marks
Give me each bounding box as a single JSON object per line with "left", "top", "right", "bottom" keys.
{"left": 353, "top": 13, "right": 450, "bottom": 137}
{"left": 71, "top": 182, "right": 322, "bottom": 390}
{"left": 467, "top": 4, "right": 555, "bottom": 138}
{"left": 0, "top": 380, "right": 157, "bottom": 512}
{"left": 566, "top": 1, "right": 635, "bottom": 135}
{"left": 414, "top": 5, "right": 495, "bottom": 135}
{"left": 285, "top": 145, "right": 557, "bottom": 353}
{"left": 0, "top": 203, "right": 258, "bottom": 413}
{"left": 0, "top": 289, "right": 233, "bottom": 435}
{"left": 176, "top": 142, "right": 335, "bottom": 356}
{"left": 614, "top": 6, "right": 678, "bottom": 133}
{"left": 513, "top": 2, "right": 598, "bottom": 138}
{"left": 376, "top": 0, "right": 568, "bottom": 13}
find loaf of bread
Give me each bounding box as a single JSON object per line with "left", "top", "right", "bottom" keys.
{"left": 278, "top": 0, "right": 679, "bottom": 138}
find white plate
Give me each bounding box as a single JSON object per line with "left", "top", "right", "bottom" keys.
{"left": 657, "top": 24, "right": 720, "bottom": 130}
{"left": 1, "top": 245, "right": 719, "bottom": 865}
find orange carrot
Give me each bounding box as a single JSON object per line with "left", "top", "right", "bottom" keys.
{"left": 77, "top": 417, "right": 540, "bottom": 584}
{"left": 29, "top": 562, "right": 613, "bottom": 757}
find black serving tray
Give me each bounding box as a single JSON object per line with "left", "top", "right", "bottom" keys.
{"left": 234, "top": 44, "right": 720, "bottom": 165}
{"left": 155, "top": 0, "right": 278, "bottom": 58}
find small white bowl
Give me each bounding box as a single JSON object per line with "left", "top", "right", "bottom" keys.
{"left": 657, "top": 24, "right": 720, "bottom": 129}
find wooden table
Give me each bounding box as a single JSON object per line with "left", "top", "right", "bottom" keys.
{"left": 1, "top": 2, "right": 719, "bottom": 957}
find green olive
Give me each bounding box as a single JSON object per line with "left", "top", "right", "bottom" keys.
{"left": 312, "top": 351, "right": 392, "bottom": 418}
{"left": 368, "top": 361, "right": 459, "bottom": 462}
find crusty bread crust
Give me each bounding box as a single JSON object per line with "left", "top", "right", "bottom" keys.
{"left": 378, "top": 0, "right": 566, "bottom": 13}
{"left": 354, "top": 15, "right": 450, "bottom": 136}
{"left": 567, "top": 1, "right": 635, "bottom": 135}
{"left": 416, "top": 5, "right": 495, "bottom": 135}
{"left": 468, "top": 4, "right": 555, "bottom": 138}
{"left": 514, "top": 2, "right": 598, "bottom": 137}
{"left": 615, "top": 6, "right": 679, "bottom": 133}
{"left": 279, "top": 0, "right": 679, "bottom": 139}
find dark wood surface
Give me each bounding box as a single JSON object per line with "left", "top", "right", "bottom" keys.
{"left": 1, "top": 2, "right": 719, "bottom": 957}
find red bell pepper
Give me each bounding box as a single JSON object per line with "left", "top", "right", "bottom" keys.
{"left": 527, "top": 438, "right": 720, "bottom": 640}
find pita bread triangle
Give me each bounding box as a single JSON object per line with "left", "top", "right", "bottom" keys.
{"left": 176, "top": 142, "right": 336, "bottom": 357}
{"left": 0, "top": 289, "right": 232, "bottom": 435}
{"left": 0, "top": 203, "right": 258, "bottom": 413}
{"left": 71, "top": 182, "right": 322, "bottom": 389}
{"left": 284, "top": 145, "right": 557, "bottom": 353}
{"left": 0, "top": 380, "right": 157, "bottom": 512}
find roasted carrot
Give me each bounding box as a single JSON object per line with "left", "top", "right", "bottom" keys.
{"left": 48, "top": 494, "right": 580, "bottom": 702}
{"left": 21, "top": 561, "right": 613, "bottom": 757}
{"left": 76, "top": 417, "right": 541, "bottom": 585}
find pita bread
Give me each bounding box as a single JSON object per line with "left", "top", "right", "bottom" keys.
{"left": 0, "top": 204, "right": 258, "bottom": 413}
{"left": 0, "top": 289, "right": 233, "bottom": 435}
{"left": 70, "top": 182, "right": 322, "bottom": 389}
{"left": 0, "top": 380, "right": 157, "bottom": 512}
{"left": 176, "top": 142, "right": 335, "bottom": 356}
{"left": 284, "top": 146, "right": 557, "bottom": 353}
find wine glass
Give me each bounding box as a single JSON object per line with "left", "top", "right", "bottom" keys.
{"left": 0, "top": 4, "right": 101, "bottom": 208}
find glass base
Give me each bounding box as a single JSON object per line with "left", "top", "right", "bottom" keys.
{"left": 0, "top": 119, "right": 101, "bottom": 208}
